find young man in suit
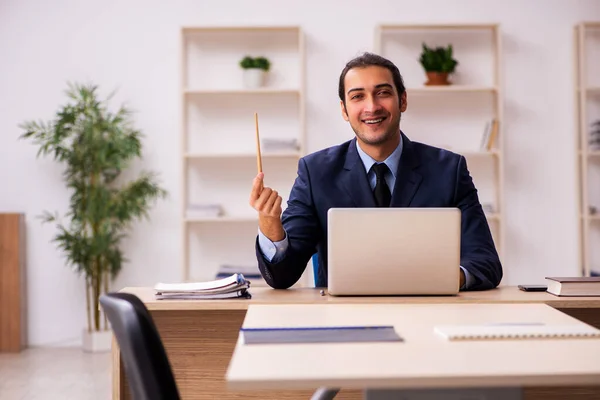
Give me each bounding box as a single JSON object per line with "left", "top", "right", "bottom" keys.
{"left": 249, "top": 52, "right": 502, "bottom": 291}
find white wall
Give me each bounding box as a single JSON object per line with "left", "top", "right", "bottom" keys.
{"left": 1, "top": 0, "right": 598, "bottom": 346}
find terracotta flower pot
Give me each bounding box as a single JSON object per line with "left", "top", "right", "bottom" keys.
{"left": 425, "top": 72, "right": 450, "bottom": 86}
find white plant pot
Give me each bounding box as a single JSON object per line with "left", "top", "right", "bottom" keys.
{"left": 82, "top": 328, "right": 112, "bottom": 353}
{"left": 243, "top": 69, "right": 266, "bottom": 89}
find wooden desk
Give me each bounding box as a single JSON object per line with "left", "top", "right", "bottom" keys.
{"left": 227, "top": 303, "right": 600, "bottom": 393}
{"left": 114, "top": 287, "right": 600, "bottom": 400}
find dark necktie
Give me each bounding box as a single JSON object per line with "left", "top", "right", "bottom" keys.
{"left": 372, "top": 163, "right": 391, "bottom": 207}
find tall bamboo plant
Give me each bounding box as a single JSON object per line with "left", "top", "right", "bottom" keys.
{"left": 20, "top": 82, "right": 167, "bottom": 332}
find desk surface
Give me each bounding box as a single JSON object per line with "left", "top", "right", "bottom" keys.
{"left": 226, "top": 303, "right": 600, "bottom": 390}
{"left": 121, "top": 286, "right": 600, "bottom": 311}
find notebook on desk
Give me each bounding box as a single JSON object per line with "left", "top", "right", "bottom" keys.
{"left": 434, "top": 323, "right": 600, "bottom": 341}
{"left": 241, "top": 325, "right": 403, "bottom": 344}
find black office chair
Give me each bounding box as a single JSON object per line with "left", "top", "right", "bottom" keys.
{"left": 99, "top": 292, "right": 181, "bottom": 400}
{"left": 101, "top": 292, "right": 339, "bottom": 400}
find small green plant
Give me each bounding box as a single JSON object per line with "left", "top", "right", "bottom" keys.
{"left": 239, "top": 56, "right": 271, "bottom": 71}
{"left": 419, "top": 43, "right": 458, "bottom": 73}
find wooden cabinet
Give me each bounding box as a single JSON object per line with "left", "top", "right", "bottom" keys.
{"left": 0, "top": 213, "right": 25, "bottom": 352}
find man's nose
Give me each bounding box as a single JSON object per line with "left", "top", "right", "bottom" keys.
{"left": 364, "top": 95, "right": 382, "bottom": 113}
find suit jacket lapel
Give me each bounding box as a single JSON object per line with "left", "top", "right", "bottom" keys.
{"left": 340, "top": 139, "right": 376, "bottom": 207}
{"left": 390, "top": 133, "right": 423, "bottom": 207}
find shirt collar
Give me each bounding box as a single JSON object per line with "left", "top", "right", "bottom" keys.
{"left": 355, "top": 133, "right": 403, "bottom": 178}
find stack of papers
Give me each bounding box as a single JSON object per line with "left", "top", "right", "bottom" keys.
{"left": 154, "top": 273, "right": 251, "bottom": 300}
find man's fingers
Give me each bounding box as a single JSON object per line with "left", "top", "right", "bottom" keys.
{"left": 269, "top": 195, "right": 283, "bottom": 215}
{"left": 249, "top": 173, "right": 264, "bottom": 203}
{"left": 265, "top": 190, "right": 279, "bottom": 212}
{"left": 259, "top": 189, "right": 278, "bottom": 213}
{"left": 249, "top": 171, "right": 282, "bottom": 218}
{"left": 254, "top": 187, "right": 273, "bottom": 211}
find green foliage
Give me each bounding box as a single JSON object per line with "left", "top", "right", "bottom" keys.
{"left": 239, "top": 55, "right": 271, "bottom": 71}
{"left": 418, "top": 43, "right": 459, "bottom": 73}
{"left": 20, "top": 82, "right": 167, "bottom": 332}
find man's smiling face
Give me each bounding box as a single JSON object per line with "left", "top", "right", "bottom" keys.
{"left": 341, "top": 65, "right": 407, "bottom": 147}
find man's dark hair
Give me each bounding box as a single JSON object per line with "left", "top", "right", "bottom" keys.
{"left": 338, "top": 52, "right": 406, "bottom": 106}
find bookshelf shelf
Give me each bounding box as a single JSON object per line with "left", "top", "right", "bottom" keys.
{"left": 181, "top": 25, "right": 301, "bottom": 33}
{"left": 582, "top": 214, "right": 600, "bottom": 220}
{"left": 578, "top": 150, "right": 600, "bottom": 157}
{"left": 181, "top": 26, "right": 306, "bottom": 283}
{"left": 375, "top": 23, "right": 505, "bottom": 269}
{"left": 185, "top": 152, "right": 301, "bottom": 159}
{"left": 185, "top": 216, "right": 258, "bottom": 223}
{"left": 184, "top": 89, "right": 301, "bottom": 96}
{"left": 586, "top": 87, "right": 600, "bottom": 94}
{"left": 575, "top": 22, "right": 600, "bottom": 277}
{"left": 408, "top": 85, "right": 498, "bottom": 93}
{"left": 378, "top": 24, "right": 498, "bottom": 31}
{"left": 461, "top": 150, "right": 501, "bottom": 158}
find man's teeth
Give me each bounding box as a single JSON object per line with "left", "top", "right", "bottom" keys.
{"left": 364, "top": 118, "right": 383, "bottom": 124}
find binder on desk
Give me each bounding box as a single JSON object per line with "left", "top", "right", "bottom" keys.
{"left": 434, "top": 323, "right": 600, "bottom": 341}
{"left": 242, "top": 325, "right": 403, "bottom": 344}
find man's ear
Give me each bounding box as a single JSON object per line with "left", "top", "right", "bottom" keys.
{"left": 340, "top": 100, "right": 349, "bottom": 121}
{"left": 400, "top": 91, "right": 407, "bottom": 112}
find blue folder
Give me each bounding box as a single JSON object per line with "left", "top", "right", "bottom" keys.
{"left": 241, "top": 325, "right": 403, "bottom": 344}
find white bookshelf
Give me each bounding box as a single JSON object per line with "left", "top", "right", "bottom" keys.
{"left": 375, "top": 23, "right": 505, "bottom": 268}
{"left": 180, "top": 26, "right": 305, "bottom": 283}
{"left": 575, "top": 22, "right": 600, "bottom": 277}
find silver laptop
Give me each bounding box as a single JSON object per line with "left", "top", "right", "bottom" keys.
{"left": 327, "top": 208, "right": 461, "bottom": 296}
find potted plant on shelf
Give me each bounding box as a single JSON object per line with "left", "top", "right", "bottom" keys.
{"left": 239, "top": 55, "right": 271, "bottom": 88}
{"left": 20, "top": 82, "right": 167, "bottom": 352}
{"left": 418, "top": 43, "right": 459, "bottom": 86}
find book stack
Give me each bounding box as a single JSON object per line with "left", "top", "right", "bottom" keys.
{"left": 154, "top": 273, "right": 251, "bottom": 300}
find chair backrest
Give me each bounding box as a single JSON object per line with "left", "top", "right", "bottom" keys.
{"left": 99, "top": 293, "right": 180, "bottom": 400}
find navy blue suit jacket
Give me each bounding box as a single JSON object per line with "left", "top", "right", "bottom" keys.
{"left": 256, "top": 133, "right": 502, "bottom": 291}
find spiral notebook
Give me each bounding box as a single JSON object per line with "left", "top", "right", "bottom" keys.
{"left": 434, "top": 323, "right": 600, "bottom": 341}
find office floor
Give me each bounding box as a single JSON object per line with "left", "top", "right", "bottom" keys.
{"left": 0, "top": 348, "right": 111, "bottom": 400}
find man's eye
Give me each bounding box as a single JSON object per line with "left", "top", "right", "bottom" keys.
{"left": 351, "top": 94, "right": 363, "bottom": 100}
{"left": 379, "top": 90, "right": 391, "bottom": 96}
